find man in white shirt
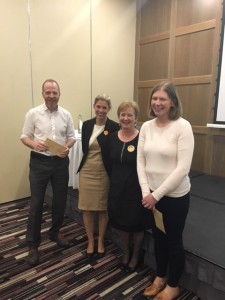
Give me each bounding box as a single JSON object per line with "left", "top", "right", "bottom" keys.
{"left": 21, "top": 79, "right": 75, "bottom": 266}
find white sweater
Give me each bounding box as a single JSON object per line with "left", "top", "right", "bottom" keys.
{"left": 137, "top": 118, "right": 194, "bottom": 201}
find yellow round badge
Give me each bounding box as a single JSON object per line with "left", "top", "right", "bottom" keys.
{"left": 127, "top": 145, "right": 135, "bottom": 152}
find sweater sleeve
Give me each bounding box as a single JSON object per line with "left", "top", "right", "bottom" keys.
{"left": 137, "top": 123, "right": 150, "bottom": 198}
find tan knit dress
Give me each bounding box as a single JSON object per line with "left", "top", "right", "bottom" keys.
{"left": 78, "top": 138, "right": 109, "bottom": 211}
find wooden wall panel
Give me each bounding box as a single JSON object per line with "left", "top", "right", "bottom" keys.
{"left": 212, "top": 135, "right": 225, "bottom": 176}
{"left": 177, "top": 0, "right": 217, "bottom": 27}
{"left": 177, "top": 85, "right": 212, "bottom": 126}
{"left": 135, "top": 0, "right": 224, "bottom": 176}
{"left": 140, "top": 0, "right": 171, "bottom": 36}
{"left": 137, "top": 88, "right": 151, "bottom": 123}
{"left": 191, "top": 133, "right": 207, "bottom": 172}
{"left": 139, "top": 40, "right": 169, "bottom": 80}
{"left": 174, "top": 30, "right": 214, "bottom": 77}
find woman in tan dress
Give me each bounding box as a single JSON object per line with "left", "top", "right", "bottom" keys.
{"left": 77, "top": 94, "right": 119, "bottom": 258}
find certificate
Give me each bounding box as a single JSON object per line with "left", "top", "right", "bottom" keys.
{"left": 45, "top": 138, "right": 66, "bottom": 156}
{"left": 154, "top": 209, "right": 166, "bottom": 234}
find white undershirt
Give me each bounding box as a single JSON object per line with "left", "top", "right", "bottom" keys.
{"left": 89, "top": 124, "right": 105, "bottom": 146}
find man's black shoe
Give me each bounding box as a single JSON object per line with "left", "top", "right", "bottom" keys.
{"left": 27, "top": 248, "right": 39, "bottom": 266}
{"left": 50, "top": 232, "right": 73, "bottom": 248}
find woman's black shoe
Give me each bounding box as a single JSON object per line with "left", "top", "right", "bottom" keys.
{"left": 85, "top": 251, "right": 94, "bottom": 260}
{"left": 119, "top": 262, "right": 128, "bottom": 270}
{"left": 125, "top": 265, "right": 137, "bottom": 273}
{"left": 97, "top": 251, "right": 105, "bottom": 258}
{"left": 119, "top": 252, "right": 130, "bottom": 270}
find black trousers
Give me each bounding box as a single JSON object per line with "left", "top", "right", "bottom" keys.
{"left": 152, "top": 193, "right": 190, "bottom": 287}
{"left": 26, "top": 152, "right": 69, "bottom": 248}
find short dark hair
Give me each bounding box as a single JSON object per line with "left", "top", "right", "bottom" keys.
{"left": 42, "top": 79, "right": 60, "bottom": 93}
{"left": 149, "top": 81, "right": 182, "bottom": 120}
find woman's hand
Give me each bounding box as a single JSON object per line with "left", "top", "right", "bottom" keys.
{"left": 142, "top": 193, "right": 157, "bottom": 211}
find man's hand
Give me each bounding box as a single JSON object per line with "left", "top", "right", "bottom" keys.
{"left": 32, "top": 141, "right": 48, "bottom": 152}
{"left": 58, "top": 146, "right": 70, "bottom": 158}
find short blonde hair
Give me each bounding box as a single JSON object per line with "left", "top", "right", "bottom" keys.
{"left": 94, "top": 94, "right": 111, "bottom": 109}
{"left": 117, "top": 101, "right": 140, "bottom": 118}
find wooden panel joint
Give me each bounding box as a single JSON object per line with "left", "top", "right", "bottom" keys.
{"left": 175, "top": 19, "right": 216, "bottom": 37}
{"left": 173, "top": 75, "right": 212, "bottom": 85}
{"left": 140, "top": 31, "right": 170, "bottom": 45}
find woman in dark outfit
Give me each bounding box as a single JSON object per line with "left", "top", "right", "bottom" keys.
{"left": 108, "top": 101, "right": 152, "bottom": 272}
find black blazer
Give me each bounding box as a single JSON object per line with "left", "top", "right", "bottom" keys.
{"left": 77, "top": 117, "right": 120, "bottom": 176}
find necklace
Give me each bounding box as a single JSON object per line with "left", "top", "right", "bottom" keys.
{"left": 119, "top": 129, "right": 138, "bottom": 142}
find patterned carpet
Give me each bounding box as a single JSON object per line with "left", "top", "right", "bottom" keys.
{"left": 0, "top": 198, "right": 201, "bottom": 300}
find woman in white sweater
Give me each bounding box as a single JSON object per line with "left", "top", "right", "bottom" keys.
{"left": 137, "top": 81, "right": 194, "bottom": 300}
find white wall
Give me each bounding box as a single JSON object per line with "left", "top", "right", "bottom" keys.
{"left": 215, "top": 22, "right": 225, "bottom": 123}
{"left": 0, "top": 0, "right": 136, "bottom": 203}
{"left": 0, "top": 0, "right": 32, "bottom": 202}
{"left": 92, "top": 0, "right": 136, "bottom": 120}
{"left": 29, "top": 0, "right": 91, "bottom": 121}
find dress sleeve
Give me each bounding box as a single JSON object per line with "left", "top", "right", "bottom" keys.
{"left": 137, "top": 123, "right": 150, "bottom": 198}
{"left": 106, "top": 133, "right": 114, "bottom": 177}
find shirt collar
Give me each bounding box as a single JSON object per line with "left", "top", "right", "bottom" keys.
{"left": 42, "top": 103, "right": 59, "bottom": 112}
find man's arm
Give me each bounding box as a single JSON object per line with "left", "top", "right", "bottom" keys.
{"left": 21, "top": 136, "right": 48, "bottom": 152}
{"left": 65, "top": 138, "right": 76, "bottom": 149}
